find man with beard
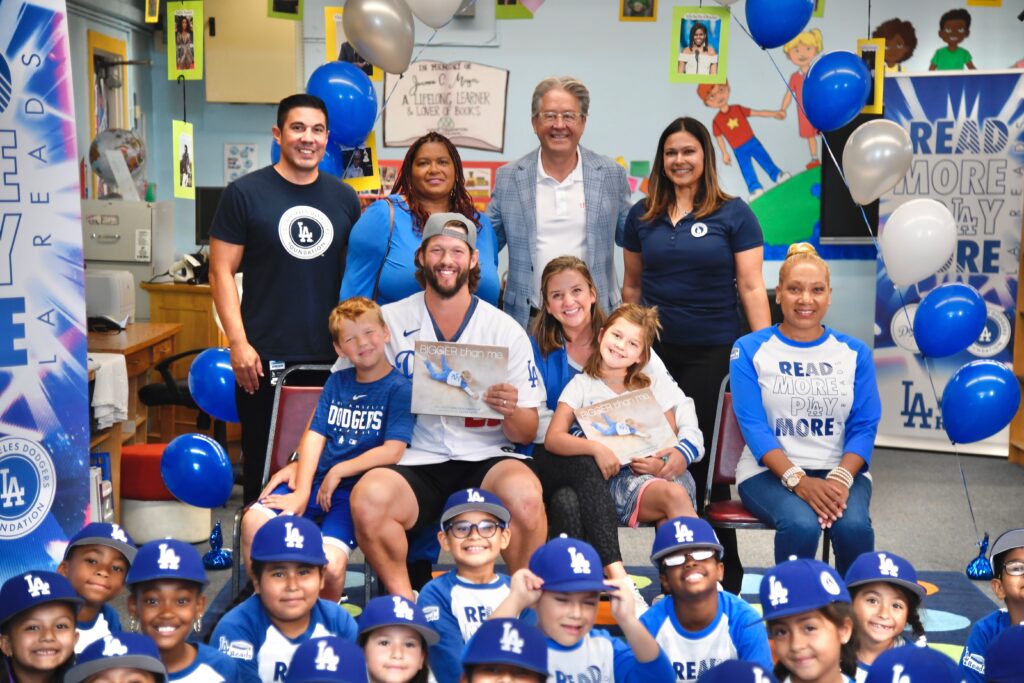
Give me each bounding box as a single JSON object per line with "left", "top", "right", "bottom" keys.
{"left": 347, "top": 213, "right": 548, "bottom": 600}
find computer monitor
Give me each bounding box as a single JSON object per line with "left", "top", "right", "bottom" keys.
{"left": 195, "top": 186, "right": 225, "bottom": 245}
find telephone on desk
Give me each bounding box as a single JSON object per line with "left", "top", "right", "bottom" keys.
{"left": 88, "top": 314, "right": 130, "bottom": 333}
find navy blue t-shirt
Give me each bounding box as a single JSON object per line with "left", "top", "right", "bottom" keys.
{"left": 211, "top": 166, "right": 361, "bottom": 360}
{"left": 620, "top": 198, "right": 763, "bottom": 345}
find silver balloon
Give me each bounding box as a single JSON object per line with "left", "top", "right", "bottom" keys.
{"left": 842, "top": 119, "right": 913, "bottom": 205}
{"left": 342, "top": 0, "right": 415, "bottom": 75}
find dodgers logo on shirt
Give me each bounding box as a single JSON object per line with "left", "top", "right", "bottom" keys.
{"left": 0, "top": 438, "right": 56, "bottom": 540}
{"left": 690, "top": 223, "right": 708, "bottom": 238}
{"left": 278, "top": 206, "right": 334, "bottom": 260}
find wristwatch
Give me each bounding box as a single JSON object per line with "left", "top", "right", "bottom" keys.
{"left": 287, "top": 451, "right": 300, "bottom": 464}
{"left": 781, "top": 466, "right": 805, "bottom": 492}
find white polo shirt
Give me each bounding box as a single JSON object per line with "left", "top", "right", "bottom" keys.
{"left": 532, "top": 148, "right": 586, "bottom": 307}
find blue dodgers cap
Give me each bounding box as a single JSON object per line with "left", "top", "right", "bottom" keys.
{"left": 651, "top": 516, "right": 725, "bottom": 565}
{"left": 864, "top": 644, "right": 965, "bottom": 683}
{"left": 697, "top": 660, "right": 780, "bottom": 682}
{"left": 358, "top": 595, "right": 440, "bottom": 646}
{"left": 760, "top": 558, "right": 850, "bottom": 622}
{"left": 529, "top": 536, "right": 607, "bottom": 594}
{"left": 462, "top": 618, "right": 548, "bottom": 676}
{"left": 64, "top": 522, "right": 137, "bottom": 564}
{"left": 65, "top": 633, "right": 167, "bottom": 683}
{"left": 984, "top": 625, "right": 1024, "bottom": 683}
{"left": 0, "top": 570, "right": 82, "bottom": 627}
{"left": 126, "top": 539, "right": 209, "bottom": 587}
{"left": 286, "top": 636, "right": 368, "bottom": 683}
{"left": 251, "top": 516, "right": 327, "bottom": 565}
{"left": 844, "top": 551, "right": 925, "bottom": 603}
{"left": 440, "top": 487, "right": 511, "bottom": 526}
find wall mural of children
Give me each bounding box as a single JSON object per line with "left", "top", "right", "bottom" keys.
{"left": 872, "top": 18, "right": 918, "bottom": 73}
{"left": 930, "top": 8, "right": 976, "bottom": 71}
{"left": 778, "top": 28, "right": 823, "bottom": 169}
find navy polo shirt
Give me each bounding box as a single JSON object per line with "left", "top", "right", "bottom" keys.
{"left": 620, "top": 198, "right": 763, "bottom": 346}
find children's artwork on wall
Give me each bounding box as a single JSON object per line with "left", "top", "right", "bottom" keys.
{"left": 224, "top": 143, "right": 258, "bottom": 184}
{"left": 268, "top": 0, "right": 302, "bottom": 21}
{"left": 520, "top": 0, "right": 546, "bottom": 13}
{"left": 166, "top": 1, "right": 203, "bottom": 81}
{"left": 145, "top": 0, "right": 159, "bottom": 23}
{"left": 872, "top": 18, "right": 918, "bottom": 73}
{"left": 812, "top": 0, "right": 825, "bottom": 18}
{"left": 496, "top": 0, "right": 533, "bottom": 20}
{"left": 340, "top": 132, "right": 381, "bottom": 193}
{"left": 930, "top": 8, "right": 977, "bottom": 70}
{"left": 173, "top": 119, "right": 195, "bottom": 199}
{"left": 779, "top": 28, "right": 823, "bottom": 169}
{"left": 858, "top": 38, "right": 885, "bottom": 115}
{"left": 620, "top": 0, "right": 656, "bottom": 22}
{"left": 462, "top": 161, "right": 506, "bottom": 212}
{"left": 325, "top": 6, "right": 381, "bottom": 81}
{"left": 669, "top": 6, "right": 729, "bottom": 84}
{"left": 377, "top": 160, "right": 400, "bottom": 197}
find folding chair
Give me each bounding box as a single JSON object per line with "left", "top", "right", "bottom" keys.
{"left": 704, "top": 375, "right": 831, "bottom": 566}
{"left": 230, "top": 364, "right": 332, "bottom": 599}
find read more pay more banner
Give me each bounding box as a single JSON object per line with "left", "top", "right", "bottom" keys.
{"left": 874, "top": 71, "right": 1024, "bottom": 456}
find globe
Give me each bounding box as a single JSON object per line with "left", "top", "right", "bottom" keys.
{"left": 88, "top": 128, "right": 146, "bottom": 186}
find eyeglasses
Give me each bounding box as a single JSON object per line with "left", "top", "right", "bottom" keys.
{"left": 1002, "top": 561, "right": 1024, "bottom": 577}
{"left": 663, "top": 549, "right": 718, "bottom": 567}
{"left": 444, "top": 520, "right": 506, "bottom": 539}
{"left": 537, "top": 111, "right": 582, "bottom": 125}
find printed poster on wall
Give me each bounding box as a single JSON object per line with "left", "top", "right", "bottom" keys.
{"left": 384, "top": 61, "right": 509, "bottom": 152}
{"left": 873, "top": 71, "right": 1024, "bottom": 456}
{"left": 0, "top": 0, "right": 90, "bottom": 577}
{"left": 166, "top": 1, "right": 203, "bottom": 81}
{"left": 173, "top": 120, "right": 195, "bottom": 199}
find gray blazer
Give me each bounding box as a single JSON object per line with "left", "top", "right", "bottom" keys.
{"left": 489, "top": 145, "right": 630, "bottom": 328}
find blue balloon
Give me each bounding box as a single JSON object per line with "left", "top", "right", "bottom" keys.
{"left": 160, "top": 433, "right": 234, "bottom": 508}
{"left": 913, "top": 283, "right": 987, "bottom": 358}
{"left": 306, "top": 61, "right": 377, "bottom": 147}
{"left": 745, "top": 0, "right": 814, "bottom": 50}
{"left": 318, "top": 140, "right": 345, "bottom": 177}
{"left": 941, "top": 360, "right": 1021, "bottom": 444}
{"left": 270, "top": 139, "right": 280, "bottom": 164}
{"left": 187, "top": 348, "right": 239, "bottom": 423}
{"left": 802, "top": 51, "right": 871, "bottom": 133}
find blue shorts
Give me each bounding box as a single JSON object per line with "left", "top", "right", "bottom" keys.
{"left": 252, "top": 480, "right": 357, "bottom": 554}
{"left": 607, "top": 467, "right": 696, "bottom": 528}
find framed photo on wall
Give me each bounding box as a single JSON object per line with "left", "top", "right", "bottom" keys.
{"left": 145, "top": 0, "right": 160, "bottom": 23}
{"left": 858, "top": 38, "right": 885, "bottom": 114}
{"left": 620, "top": 0, "right": 656, "bottom": 22}
{"left": 340, "top": 132, "right": 381, "bottom": 193}
{"left": 325, "top": 6, "right": 382, "bottom": 81}
{"left": 167, "top": 1, "right": 203, "bottom": 81}
{"left": 268, "top": 0, "right": 303, "bottom": 20}
{"left": 668, "top": 6, "right": 729, "bottom": 84}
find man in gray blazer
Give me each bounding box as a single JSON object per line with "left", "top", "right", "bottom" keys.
{"left": 489, "top": 76, "right": 631, "bottom": 328}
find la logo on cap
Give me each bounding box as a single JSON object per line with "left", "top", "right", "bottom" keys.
{"left": 158, "top": 543, "right": 181, "bottom": 570}
{"left": 466, "top": 489, "right": 484, "bottom": 503}
{"left": 878, "top": 553, "right": 899, "bottom": 577}
{"left": 102, "top": 635, "right": 128, "bottom": 657}
{"left": 674, "top": 520, "right": 693, "bottom": 543}
{"left": 752, "top": 667, "right": 770, "bottom": 683}
{"left": 890, "top": 663, "right": 910, "bottom": 683}
{"left": 111, "top": 525, "right": 128, "bottom": 543}
{"left": 314, "top": 640, "right": 339, "bottom": 672}
{"left": 820, "top": 571, "right": 842, "bottom": 596}
{"left": 24, "top": 574, "right": 50, "bottom": 598}
{"left": 392, "top": 596, "right": 414, "bottom": 621}
{"left": 568, "top": 547, "right": 591, "bottom": 575}
{"left": 284, "top": 522, "right": 304, "bottom": 549}
{"left": 499, "top": 622, "right": 524, "bottom": 654}
{"left": 768, "top": 576, "right": 789, "bottom": 606}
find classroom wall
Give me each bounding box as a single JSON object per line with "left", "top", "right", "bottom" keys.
{"left": 67, "top": 0, "right": 1024, "bottom": 344}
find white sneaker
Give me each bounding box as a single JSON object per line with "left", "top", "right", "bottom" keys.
{"left": 749, "top": 188, "right": 764, "bottom": 200}
{"left": 629, "top": 580, "right": 649, "bottom": 616}
{"left": 776, "top": 171, "right": 791, "bottom": 182}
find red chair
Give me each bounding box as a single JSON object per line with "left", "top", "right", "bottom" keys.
{"left": 704, "top": 375, "right": 831, "bottom": 565}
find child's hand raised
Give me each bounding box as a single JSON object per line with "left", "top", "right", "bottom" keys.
{"left": 605, "top": 576, "right": 641, "bottom": 626}
{"left": 492, "top": 568, "right": 544, "bottom": 618}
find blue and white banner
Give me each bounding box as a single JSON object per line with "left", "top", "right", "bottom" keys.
{"left": 0, "top": 1, "right": 88, "bottom": 575}
{"left": 874, "top": 71, "right": 1024, "bottom": 456}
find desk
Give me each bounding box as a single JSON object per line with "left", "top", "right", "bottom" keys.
{"left": 88, "top": 322, "right": 182, "bottom": 521}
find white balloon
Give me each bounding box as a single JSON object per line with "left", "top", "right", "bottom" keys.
{"left": 843, "top": 120, "right": 913, "bottom": 205}
{"left": 714, "top": 0, "right": 739, "bottom": 5}
{"left": 407, "top": 0, "right": 463, "bottom": 29}
{"left": 880, "top": 198, "right": 956, "bottom": 287}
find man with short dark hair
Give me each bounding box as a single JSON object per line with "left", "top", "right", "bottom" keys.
{"left": 209, "top": 93, "right": 361, "bottom": 503}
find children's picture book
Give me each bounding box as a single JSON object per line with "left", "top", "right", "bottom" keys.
{"left": 574, "top": 388, "right": 676, "bottom": 465}
{"left": 411, "top": 341, "right": 508, "bottom": 420}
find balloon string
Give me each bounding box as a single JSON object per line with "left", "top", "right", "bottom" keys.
{"left": 731, "top": 10, "right": 987, "bottom": 551}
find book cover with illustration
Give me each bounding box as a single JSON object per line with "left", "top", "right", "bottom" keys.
{"left": 574, "top": 388, "right": 676, "bottom": 465}
{"left": 411, "top": 341, "right": 508, "bottom": 419}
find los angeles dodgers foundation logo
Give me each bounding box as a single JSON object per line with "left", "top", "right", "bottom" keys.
{"left": 0, "top": 437, "right": 56, "bottom": 540}
{"left": 278, "top": 206, "right": 334, "bottom": 259}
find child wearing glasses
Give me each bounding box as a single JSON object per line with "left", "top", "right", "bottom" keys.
{"left": 960, "top": 527, "right": 1024, "bottom": 683}
{"left": 641, "top": 517, "right": 771, "bottom": 681}
{"left": 418, "top": 489, "right": 533, "bottom": 683}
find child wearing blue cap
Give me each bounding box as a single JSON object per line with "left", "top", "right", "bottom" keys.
{"left": 242, "top": 296, "right": 415, "bottom": 601}
{"left": 358, "top": 595, "right": 438, "bottom": 683}
{"left": 0, "top": 570, "right": 81, "bottom": 682}
{"left": 65, "top": 632, "right": 168, "bottom": 683}
{"left": 461, "top": 618, "right": 548, "bottom": 683}
{"left": 641, "top": 517, "right": 771, "bottom": 680}
{"left": 418, "top": 488, "right": 531, "bottom": 683}
{"left": 698, "top": 660, "right": 780, "bottom": 682}
{"left": 863, "top": 644, "right": 963, "bottom": 683}
{"left": 844, "top": 551, "right": 926, "bottom": 682}
{"left": 212, "top": 516, "right": 358, "bottom": 682}
{"left": 125, "top": 539, "right": 240, "bottom": 682}
{"left": 58, "top": 522, "right": 138, "bottom": 653}
{"left": 286, "top": 636, "right": 368, "bottom": 683}
{"left": 494, "top": 536, "right": 673, "bottom": 682}
{"left": 760, "top": 558, "right": 858, "bottom": 683}
{"left": 961, "top": 527, "right": 1024, "bottom": 683}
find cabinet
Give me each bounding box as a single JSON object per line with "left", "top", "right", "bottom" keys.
{"left": 204, "top": 0, "right": 302, "bottom": 103}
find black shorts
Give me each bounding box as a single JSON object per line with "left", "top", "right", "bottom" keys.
{"left": 390, "top": 457, "right": 520, "bottom": 532}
